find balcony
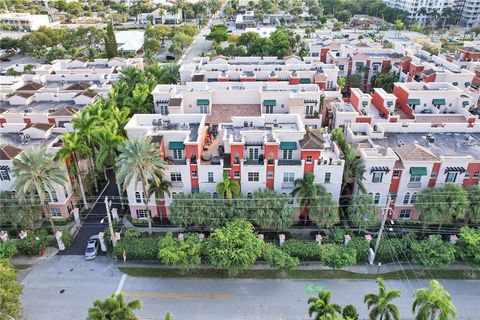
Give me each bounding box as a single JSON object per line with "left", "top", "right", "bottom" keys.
{"left": 278, "top": 159, "right": 302, "bottom": 166}
{"left": 281, "top": 181, "right": 295, "bottom": 189}
{"left": 165, "top": 158, "right": 187, "bottom": 165}
{"left": 201, "top": 138, "right": 224, "bottom": 166}
{"left": 171, "top": 181, "right": 183, "bottom": 188}
{"left": 244, "top": 158, "right": 265, "bottom": 165}
{"left": 407, "top": 182, "right": 421, "bottom": 188}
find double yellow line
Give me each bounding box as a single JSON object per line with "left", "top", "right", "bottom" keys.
{"left": 122, "top": 291, "right": 230, "bottom": 299}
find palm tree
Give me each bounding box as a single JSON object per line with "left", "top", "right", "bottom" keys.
{"left": 12, "top": 148, "right": 68, "bottom": 228}
{"left": 57, "top": 132, "right": 90, "bottom": 209}
{"left": 308, "top": 290, "right": 342, "bottom": 320}
{"left": 291, "top": 173, "right": 317, "bottom": 223}
{"left": 347, "top": 194, "right": 378, "bottom": 234}
{"left": 119, "top": 65, "right": 145, "bottom": 86}
{"left": 337, "top": 76, "right": 346, "bottom": 92}
{"left": 94, "top": 124, "right": 125, "bottom": 171}
{"left": 342, "top": 147, "right": 366, "bottom": 195}
{"left": 216, "top": 172, "right": 240, "bottom": 199}
{"left": 116, "top": 137, "right": 166, "bottom": 233}
{"left": 159, "top": 63, "right": 181, "bottom": 84}
{"left": 412, "top": 280, "right": 457, "bottom": 320}
{"left": 364, "top": 278, "right": 401, "bottom": 320}
{"left": 416, "top": 7, "right": 428, "bottom": 26}
{"left": 87, "top": 293, "right": 142, "bottom": 320}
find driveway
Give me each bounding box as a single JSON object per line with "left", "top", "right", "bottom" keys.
{"left": 59, "top": 168, "right": 121, "bottom": 255}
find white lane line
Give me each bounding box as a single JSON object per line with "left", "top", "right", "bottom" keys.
{"left": 115, "top": 274, "right": 127, "bottom": 295}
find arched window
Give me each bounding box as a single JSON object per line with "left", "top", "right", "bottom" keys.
{"left": 135, "top": 192, "right": 141, "bottom": 203}
{"left": 212, "top": 192, "right": 218, "bottom": 199}
{"left": 247, "top": 192, "right": 252, "bottom": 199}
{"left": 171, "top": 192, "right": 177, "bottom": 198}
{"left": 51, "top": 190, "right": 58, "bottom": 202}
{"left": 374, "top": 193, "right": 380, "bottom": 204}
{"left": 411, "top": 192, "right": 417, "bottom": 204}
{"left": 403, "top": 192, "right": 410, "bottom": 204}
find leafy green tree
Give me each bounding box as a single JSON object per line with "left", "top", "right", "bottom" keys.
{"left": 348, "top": 74, "right": 363, "bottom": 88}
{"left": 337, "top": 76, "right": 346, "bottom": 92}
{"left": 12, "top": 148, "right": 68, "bottom": 228}
{"left": 270, "top": 29, "right": 292, "bottom": 58}
{"left": 252, "top": 189, "right": 294, "bottom": 230}
{"left": 0, "top": 240, "right": 17, "bottom": 259}
{"left": 320, "top": 244, "right": 357, "bottom": 269}
{"left": 334, "top": 10, "right": 351, "bottom": 23}
{"left": 309, "top": 185, "right": 339, "bottom": 229}
{"left": 216, "top": 172, "right": 240, "bottom": 199}
{"left": 410, "top": 235, "right": 455, "bottom": 268}
{"left": 206, "top": 24, "right": 229, "bottom": 43}
{"left": 456, "top": 227, "right": 480, "bottom": 273}
{"left": 237, "top": 31, "right": 261, "bottom": 47}
{"left": 93, "top": 124, "right": 125, "bottom": 171}
{"left": 205, "top": 220, "right": 263, "bottom": 275}
{"left": 0, "top": 259, "right": 22, "bottom": 320}
{"left": 87, "top": 293, "right": 142, "bottom": 320}
{"left": 394, "top": 19, "right": 405, "bottom": 37}
{"left": 164, "top": 312, "right": 174, "bottom": 320}
{"left": 104, "top": 22, "right": 118, "bottom": 58}
{"left": 364, "top": 278, "right": 401, "bottom": 320}
{"left": 412, "top": 280, "right": 456, "bottom": 320}
{"left": 158, "top": 233, "right": 202, "bottom": 271}
{"left": 342, "top": 304, "right": 359, "bottom": 320}
{"left": 341, "top": 143, "right": 366, "bottom": 195}
{"left": 116, "top": 137, "right": 167, "bottom": 233}
{"left": 346, "top": 194, "right": 378, "bottom": 233}
{"left": 465, "top": 186, "right": 480, "bottom": 223}
{"left": 374, "top": 72, "right": 399, "bottom": 93}
{"left": 308, "top": 290, "right": 342, "bottom": 320}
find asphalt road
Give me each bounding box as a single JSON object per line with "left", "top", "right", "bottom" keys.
{"left": 58, "top": 168, "right": 121, "bottom": 255}
{"left": 21, "top": 256, "right": 480, "bottom": 320}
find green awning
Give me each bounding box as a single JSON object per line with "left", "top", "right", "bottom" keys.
{"left": 355, "top": 62, "right": 364, "bottom": 67}
{"left": 432, "top": 99, "right": 445, "bottom": 105}
{"left": 263, "top": 100, "right": 276, "bottom": 106}
{"left": 300, "top": 78, "right": 311, "bottom": 84}
{"left": 362, "top": 101, "right": 368, "bottom": 106}
{"left": 169, "top": 142, "right": 185, "bottom": 150}
{"left": 465, "top": 82, "right": 471, "bottom": 87}
{"left": 197, "top": 99, "right": 209, "bottom": 105}
{"left": 387, "top": 101, "right": 393, "bottom": 106}
{"left": 410, "top": 167, "right": 427, "bottom": 176}
{"left": 280, "top": 142, "right": 297, "bottom": 150}
{"left": 207, "top": 78, "right": 218, "bottom": 82}
{"left": 407, "top": 98, "right": 420, "bottom": 105}
{"left": 463, "top": 100, "right": 470, "bottom": 106}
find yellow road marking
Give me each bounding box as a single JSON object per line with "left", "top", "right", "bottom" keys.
{"left": 122, "top": 291, "right": 230, "bottom": 299}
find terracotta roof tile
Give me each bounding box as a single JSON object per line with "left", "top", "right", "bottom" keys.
{"left": 299, "top": 129, "right": 324, "bottom": 150}
{"left": 0, "top": 144, "right": 22, "bottom": 160}
{"left": 17, "top": 82, "right": 43, "bottom": 91}
{"left": 394, "top": 143, "right": 439, "bottom": 161}
{"left": 21, "top": 122, "right": 54, "bottom": 132}
{"left": 206, "top": 104, "right": 261, "bottom": 123}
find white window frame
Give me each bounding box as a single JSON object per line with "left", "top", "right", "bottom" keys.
{"left": 372, "top": 172, "right": 383, "bottom": 183}
{"left": 400, "top": 209, "right": 411, "bottom": 219}
{"left": 191, "top": 171, "right": 198, "bottom": 178}
{"left": 324, "top": 172, "right": 331, "bottom": 183}
{"left": 208, "top": 172, "right": 214, "bottom": 182}
{"left": 445, "top": 172, "right": 457, "bottom": 183}
{"left": 282, "top": 149, "right": 293, "bottom": 160}
{"left": 136, "top": 209, "right": 150, "bottom": 219}
{"left": 374, "top": 193, "right": 380, "bottom": 204}
{"left": 234, "top": 171, "right": 240, "bottom": 178}
{"left": 248, "top": 147, "right": 259, "bottom": 160}
{"left": 172, "top": 149, "right": 183, "bottom": 160}
{"left": 50, "top": 208, "right": 62, "bottom": 217}
{"left": 410, "top": 175, "right": 421, "bottom": 182}
{"left": 248, "top": 172, "right": 259, "bottom": 182}
{"left": 283, "top": 172, "right": 295, "bottom": 182}
{"left": 0, "top": 169, "right": 10, "bottom": 181}
{"left": 306, "top": 156, "right": 313, "bottom": 163}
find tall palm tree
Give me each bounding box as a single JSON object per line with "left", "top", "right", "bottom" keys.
{"left": 94, "top": 124, "right": 125, "bottom": 171}
{"left": 87, "top": 293, "right": 142, "bottom": 320}
{"left": 308, "top": 290, "right": 342, "bottom": 320}
{"left": 412, "top": 280, "right": 457, "bottom": 320}
{"left": 364, "top": 278, "right": 401, "bottom": 320}
{"left": 119, "top": 65, "right": 145, "bottom": 86}
{"left": 291, "top": 173, "right": 317, "bottom": 223}
{"left": 12, "top": 148, "right": 68, "bottom": 228}
{"left": 116, "top": 137, "right": 166, "bottom": 233}
{"left": 216, "top": 172, "right": 240, "bottom": 199}
{"left": 57, "top": 132, "right": 90, "bottom": 209}
{"left": 159, "top": 63, "right": 181, "bottom": 84}
{"left": 342, "top": 147, "right": 366, "bottom": 195}
{"left": 416, "top": 7, "right": 428, "bottom": 26}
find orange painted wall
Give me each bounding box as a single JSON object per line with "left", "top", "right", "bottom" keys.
{"left": 289, "top": 77, "right": 300, "bottom": 85}
{"left": 388, "top": 170, "right": 402, "bottom": 193}
{"left": 350, "top": 90, "right": 360, "bottom": 111}
{"left": 265, "top": 144, "right": 278, "bottom": 189}
{"left": 428, "top": 162, "right": 441, "bottom": 187}
{"left": 393, "top": 85, "right": 414, "bottom": 119}
{"left": 320, "top": 48, "right": 329, "bottom": 63}
{"left": 302, "top": 150, "right": 320, "bottom": 175}
{"left": 230, "top": 144, "right": 244, "bottom": 182}
{"left": 370, "top": 91, "right": 390, "bottom": 116}
{"left": 464, "top": 162, "right": 480, "bottom": 187}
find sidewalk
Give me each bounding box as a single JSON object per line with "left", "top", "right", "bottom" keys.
{"left": 11, "top": 246, "right": 58, "bottom": 266}
{"left": 113, "top": 259, "right": 474, "bottom": 275}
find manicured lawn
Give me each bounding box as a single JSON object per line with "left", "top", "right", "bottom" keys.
{"left": 118, "top": 267, "right": 479, "bottom": 280}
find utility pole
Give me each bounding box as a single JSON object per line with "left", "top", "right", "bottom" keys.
{"left": 104, "top": 196, "right": 116, "bottom": 248}
{"left": 373, "top": 197, "right": 391, "bottom": 262}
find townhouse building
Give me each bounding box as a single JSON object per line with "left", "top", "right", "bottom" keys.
{"left": 123, "top": 112, "right": 344, "bottom": 219}
{"left": 151, "top": 81, "right": 332, "bottom": 128}
{"left": 0, "top": 58, "right": 143, "bottom": 133}
{"left": 0, "top": 13, "right": 56, "bottom": 31}
{"left": 0, "top": 132, "right": 77, "bottom": 219}
{"left": 137, "top": 8, "right": 183, "bottom": 25}
{"left": 179, "top": 55, "right": 340, "bottom": 91}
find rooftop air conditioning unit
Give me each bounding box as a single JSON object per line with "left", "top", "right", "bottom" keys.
{"left": 152, "top": 119, "right": 158, "bottom": 126}
{"left": 24, "top": 108, "right": 33, "bottom": 113}
{"left": 48, "top": 108, "right": 56, "bottom": 113}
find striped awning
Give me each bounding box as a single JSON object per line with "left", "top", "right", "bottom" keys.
{"left": 444, "top": 167, "right": 466, "bottom": 174}
{"left": 370, "top": 166, "right": 390, "bottom": 174}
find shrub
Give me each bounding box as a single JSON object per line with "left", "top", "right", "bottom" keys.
{"left": 0, "top": 240, "right": 18, "bottom": 259}
{"left": 59, "top": 228, "right": 74, "bottom": 248}
{"left": 263, "top": 243, "right": 299, "bottom": 271}
{"left": 347, "top": 238, "right": 370, "bottom": 263}
{"left": 410, "top": 235, "right": 455, "bottom": 268}
{"left": 376, "top": 237, "right": 411, "bottom": 263}
{"left": 158, "top": 233, "right": 202, "bottom": 271}
{"left": 320, "top": 244, "right": 357, "bottom": 269}
{"left": 17, "top": 233, "right": 48, "bottom": 256}
{"left": 281, "top": 239, "right": 322, "bottom": 261}
{"left": 113, "top": 237, "right": 159, "bottom": 261}
{"left": 329, "top": 227, "right": 346, "bottom": 243}
{"left": 123, "top": 228, "right": 142, "bottom": 240}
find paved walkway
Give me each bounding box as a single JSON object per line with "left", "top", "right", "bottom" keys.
{"left": 59, "top": 168, "right": 121, "bottom": 255}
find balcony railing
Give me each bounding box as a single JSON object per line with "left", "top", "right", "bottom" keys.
{"left": 281, "top": 181, "right": 295, "bottom": 189}
{"left": 278, "top": 159, "right": 302, "bottom": 166}
{"left": 171, "top": 181, "right": 183, "bottom": 188}
{"left": 244, "top": 159, "right": 265, "bottom": 165}
{"left": 407, "top": 182, "right": 421, "bottom": 188}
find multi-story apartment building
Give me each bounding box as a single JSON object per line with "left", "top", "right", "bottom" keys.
{"left": 179, "top": 55, "right": 340, "bottom": 91}
{"left": 137, "top": 8, "right": 183, "bottom": 25}
{"left": 151, "top": 82, "right": 330, "bottom": 128}
{"left": 382, "top": 0, "right": 454, "bottom": 24}
{"left": 0, "top": 13, "right": 57, "bottom": 31}
{"left": 123, "top": 112, "right": 345, "bottom": 219}
{"left": 459, "top": 0, "right": 480, "bottom": 27}
{"left": 0, "top": 132, "right": 77, "bottom": 219}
